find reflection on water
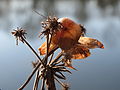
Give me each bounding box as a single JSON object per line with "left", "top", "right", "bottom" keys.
{"left": 0, "top": 0, "right": 120, "bottom": 90}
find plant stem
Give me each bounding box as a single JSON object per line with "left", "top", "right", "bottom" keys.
{"left": 18, "top": 61, "right": 41, "bottom": 90}
{"left": 41, "top": 78, "right": 45, "bottom": 90}
{"left": 55, "top": 77, "right": 65, "bottom": 88}
{"left": 49, "top": 53, "right": 54, "bottom": 64}
{"left": 45, "top": 34, "right": 49, "bottom": 66}
{"left": 22, "top": 37, "right": 45, "bottom": 67}
{"left": 46, "top": 71, "right": 56, "bottom": 90}
{"left": 33, "top": 70, "right": 40, "bottom": 90}
{"left": 50, "top": 52, "right": 63, "bottom": 66}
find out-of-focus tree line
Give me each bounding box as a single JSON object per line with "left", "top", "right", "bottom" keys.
{"left": 0, "top": 0, "right": 120, "bottom": 47}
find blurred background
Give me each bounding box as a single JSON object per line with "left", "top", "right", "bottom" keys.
{"left": 0, "top": 0, "right": 120, "bottom": 90}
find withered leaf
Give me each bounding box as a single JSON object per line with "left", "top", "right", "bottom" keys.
{"left": 54, "top": 73, "right": 66, "bottom": 80}
{"left": 79, "top": 37, "right": 104, "bottom": 49}
{"left": 57, "top": 72, "right": 66, "bottom": 79}
{"left": 53, "top": 66, "right": 72, "bottom": 74}
{"left": 65, "top": 44, "right": 91, "bottom": 59}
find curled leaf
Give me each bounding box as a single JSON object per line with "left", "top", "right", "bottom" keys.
{"left": 79, "top": 37, "right": 104, "bottom": 49}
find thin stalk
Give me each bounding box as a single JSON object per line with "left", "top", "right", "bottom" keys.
{"left": 44, "top": 33, "right": 54, "bottom": 65}
{"left": 49, "top": 53, "right": 54, "bottom": 64}
{"left": 53, "top": 58, "right": 63, "bottom": 65}
{"left": 48, "top": 46, "right": 58, "bottom": 56}
{"left": 18, "top": 61, "right": 41, "bottom": 90}
{"left": 41, "top": 78, "right": 45, "bottom": 90}
{"left": 48, "top": 33, "right": 53, "bottom": 50}
{"left": 21, "top": 37, "right": 45, "bottom": 67}
{"left": 45, "top": 33, "right": 49, "bottom": 66}
{"left": 43, "top": 46, "right": 58, "bottom": 63}
{"left": 48, "top": 33, "right": 54, "bottom": 64}
{"left": 45, "top": 32, "right": 53, "bottom": 65}
{"left": 55, "top": 77, "right": 65, "bottom": 88}
{"left": 50, "top": 52, "right": 63, "bottom": 66}
{"left": 33, "top": 70, "right": 40, "bottom": 90}
{"left": 33, "top": 10, "right": 47, "bottom": 19}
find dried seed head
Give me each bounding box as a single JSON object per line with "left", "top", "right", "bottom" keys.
{"left": 32, "top": 60, "right": 39, "bottom": 68}
{"left": 12, "top": 27, "right": 26, "bottom": 38}
{"left": 11, "top": 27, "right": 27, "bottom": 45}
{"left": 40, "top": 16, "right": 63, "bottom": 36}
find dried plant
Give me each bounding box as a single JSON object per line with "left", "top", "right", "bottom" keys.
{"left": 12, "top": 15, "right": 104, "bottom": 90}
